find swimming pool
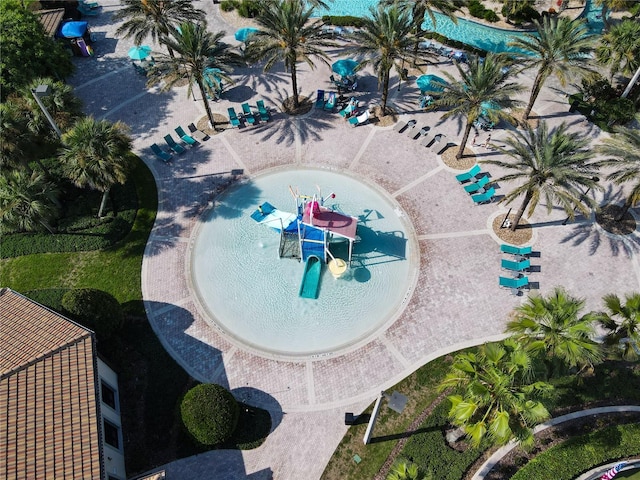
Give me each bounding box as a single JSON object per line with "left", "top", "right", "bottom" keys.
{"left": 190, "top": 168, "right": 418, "bottom": 357}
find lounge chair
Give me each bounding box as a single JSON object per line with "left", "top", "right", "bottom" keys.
{"left": 164, "top": 134, "right": 186, "bottom": 154}
{"left": 175, "top": 126, "right": 197, "bottom": 146}
{"left": 471, "top": 186, "right": 495, "bottom": 204}
{"left": 463, "top": 175, "right": 490, "bottom": 194}
{"left": 430, "top": 133, "right": 446, "bottom": 150}
{"left": 348, "top": 110, "right": 370, "bottom": 127}
{"left": 227, "top": 107, "right": 241, "bottom": 128}
{"left": 80, "top": 0, "right": 99, "bottom": 8}
{"left": 420, "top": 133, "right": 433, "bottom": 147}
{"left": 241, "top": 103, "right": 256, "bottom": 125}
{"left": 405, "top": 122, "right": 417, "bottom": 138}
{"left": 455, "top": 164, "right": 482, "bottom": 183}
{"left": 151, "top": 143, "right": 172, "bottom": 163}
{"left": 394, "top": 119, "right": 416, "bottom": 133}
{"left": 324, "top": 91, "right": 336, "bottom": 111}
{"left": 315, "top": 90, "right": 325, "bottom": 108}
{"left": 78, "top": 3, "right": 99, "bottom": 16}
{"left": 500, "top": 244, "right": 532, "bottom": 257}
{"left": 188, "top": 123, "right": 209, "bottom": 142}
{"left": 256, "top": 100, "right": 270, "bottom": 121}
{"left": 501, "top": 258, "right": 531, "bottom": 272}
{"left": 499, "top": 275, "right": 529, "bottom": 293}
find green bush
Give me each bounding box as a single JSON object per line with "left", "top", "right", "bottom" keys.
{"left": 468, "top": 0, "right": 500, "bottom": 22}
{"left": 220, "top": 0, "right": 238, "bottom": 12}
{"left": 321, "top": 15, "right": 367, "bottom": 28}
{"left": 236, "top": 0, "right": 261, "bottom": 18}
{"left": 61, "top": 288, "right": 124, "bottom": 339}
{"left": 501, "top": 3, "right": 540, "bottom": 23}
{"left": 483, "top": 9, "right": 499, "bottom": 22}
{"left": 181, "top": 384, "right": 240, "bottom": 446}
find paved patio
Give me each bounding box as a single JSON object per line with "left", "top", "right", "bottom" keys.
{"left": 67, "top": 2, "right": 640, "bottom": 479}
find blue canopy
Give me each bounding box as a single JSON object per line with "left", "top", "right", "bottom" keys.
{"left": 128, "top": 45, "right": 151, "bottom": 61}
{"left": 332, "top": 59, "right": 358, "bottom": 77}
{"left": 59, "top": 21, "right": 88, "bottom": 39}
{"left": 481, "top": 100, "right": 500, "bottom": 116}
{"left": 235, "top": 27, "right": 259, "bottom": 42}
{"left": 416, "top": 74, "right": 447, "bottom": 94}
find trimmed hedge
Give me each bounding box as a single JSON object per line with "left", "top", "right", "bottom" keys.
{"left": 321, "top": 15, "right": 367, "bottom": 28}
{"left": 468, "top": 0, "right": 500, "bottom": 22}
{"left": 181, "top": 384, "right": 240, "bottom": 446}
{"left": 511, "top": 422, "right": 640, "bottom": 480}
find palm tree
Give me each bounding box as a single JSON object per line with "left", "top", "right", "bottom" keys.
{"left": 596, "top": 19, "right": 640, "bottom": 81}
{"left": 387, "top": 459, "right": 430, "bottom": 480}
{"left": 482, "top": 121, "right": 600, "bottom": 231}
{"left": 438, "top": 339, "right": 553, "bottom": 449}
{"left": 59, "top": 117, "right": 133, "bottom": 218}
{"left": 509, "top": 17, "right": 595, "bottom": 122}
{"left": 506, "top": 287, "right": 603, "bottom": 377}
{"left": 596, "top": 126, "right": 640, "bottom": 220}
{"left": 148, "top": 22, "right": 244, "bottom": 128}
{"left": 114, "top": 0, "right": 205, "bottom": 57}
{"left": 0, "top": 101, "right": 31, "bottom": 173}
{"left": 594, "top": 0, "right": 633, "bottom": 30}
{"left": 0, "top": 169, "right": 59, "bottom": 233}
{"left": 347, "top": 4, "right": 416, "bottom": 115}
{"left": 594, "top": 293, "right": 640, "bottom": 361}
{"left": 428, "top": 54, "right": 524, "bottom": 159}
{"left": 245, "top": 0, "right": 336, "bottom": 109}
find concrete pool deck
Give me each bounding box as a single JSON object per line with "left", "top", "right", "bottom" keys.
{"left": 67, "top": 2, "right": 640, "bottom": 479}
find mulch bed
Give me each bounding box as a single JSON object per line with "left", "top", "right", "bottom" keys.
{"left": 492, "top": 213, "right": 533, "bottom": 245}
{"left": 595, "top": 204, "right": 637, "bottom": 236}
{"left": 441, "top": 146, "right": 477, "bottom": 170}
{"left": 196, "top": 114, "right": 230, "bottom": 136}
{"left": 282, "top": 96, "right": 313, "bottom": 116}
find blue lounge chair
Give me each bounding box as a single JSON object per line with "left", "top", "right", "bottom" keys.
{"left": 339, "top": 98, "right": 357, "bottom": 118}
{"left": 256, "top": 100, "right": 270, "bottom": 121}
{"left": 315, "top": 90, "right": 325, "bottom": 108}
{"left": 501, "top": 258, "right": 531, "bottom": 272}
{"left": 164, "top": 134, "right": 186, "bottom": 154}
{"left": 455, "top": 164, "right": 481, "bottom": 183}
{"left": 228, "top": 107, "right": 241, "bottom": 128}
{"left": 500, "top": 244, "right": 532, "bottom": 257}
{"left": 241, "top": 103, "right": 256, "bottom": 125}
{"left": 472, "top": 186, "right": 495, "bottom": 204}
{"left": 348, "top": 110, "right": 370, "bottom": 127}
{"left": 499, "top": 275, "right": 529, "bottom": 292}
{"left": 463, "top": 175, "right": 490, "bottom": 194}
{"left": 175, "top": 126, "right": 197, "bottom": 146}
{"left": 151, "top": 143, "right": 172, "bottom": 163}
{"left": 324, "top": 91, "right": 337, "bottom": 111}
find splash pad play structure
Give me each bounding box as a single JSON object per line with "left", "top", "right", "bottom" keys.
{"left": 190, "top": 168, "right": 418, "bottom": 356}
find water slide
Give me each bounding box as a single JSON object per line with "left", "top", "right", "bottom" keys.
{"left": 299, "top": 255, "right": 322, "bottom": 299}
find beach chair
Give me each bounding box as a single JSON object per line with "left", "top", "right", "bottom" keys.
{"left": 151, "top": 143, "right": 172, "bottom": 163}
{"left": 227, "top": 107, "right": 241, "bottom": 128}
{"left": 315, "top": 90, "right": 326, "bottom": 108}
{"left": 256, "top": 100, "right": 270, "bottom": 121}
{"left": 188, "top": 123, "right": 209, "bottom": 142}
{"left": 339, "top": 98, "right": 357, "bottom": 118}
{"left": 241, "top": 103, "right": 256, "bottom": 125}
{"left": 430, "top": 133, "right": 446, "bottom": 151}
{"left": 394, "top": 119, "right": 416, "bottom": 133}
{"left": 175, "top": 126, "right": 197, "bottom": 146}
{"left": 501, "top": 258, "right": 531, "bottom": 272}
{"left": 500, "top": 244, "right": 532, "bottom": 257}
{"left": 471, "top": 186, "right": 495, "bottom": 204}
{"left": 420, "top": 133, "right": 433, "bottom": 147}
{"left": 324, "top": 91, "right": 336, "bottom": 111}
{"left": 405, "top": 122, "right": 417, "bottom": 138}
{"left": 499, "top": 275, "right": 529, "bottom": 293}
{"left": 164, "top": 134, "right": 186, "bottom": 154}
{"left": 463, "top": 175, "right": 490, "bottom": 194}
{"left": 348, "top": 110, "right": 370, "bottom": 127}
{"left": 455, "top": 164, "right": 482, "bottom": 183}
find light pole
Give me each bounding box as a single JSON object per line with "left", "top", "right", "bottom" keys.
{"left": 31, "top": 84, "right": 62, "bottom": 138}
{"left": 562, "top": 176, "right": 600, "bottom": 225}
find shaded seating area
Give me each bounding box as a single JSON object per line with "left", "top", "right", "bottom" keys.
{"left": 175, "top": 126, "right": 197, "bottom": 146}
{"left": 241, "top": 103, "right": 256, "bottom": 125}
{"left": 338, "top": 97, "right": 357, "bottom": 118}
{"left": 151, "top": 143, "right": 172, "bottom": 163}
{"left": 315, "top": 90, "right": 326, "bottom": 109}
{"left": 256, "top": 100, "right": 270, "bottom": 121}
{"left": 324, "top": 92, "right": 336, "bottom": 111}
{"left": 164, "top": 134, "right": 186, "bottom": 154}
{"left": 228, "top": 107, "right": 241, "bottom": 128}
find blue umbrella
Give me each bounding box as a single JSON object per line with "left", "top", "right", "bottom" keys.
{"left": 416, "top": 74, "right": 447, "bottom": 94}
{"left": 235, "top": 27, "right": 259, "bottom": 43}
{"left": 481, "top": 100, "right": 500, "bottom": 116}
{"left": 128, "top": 45, "right": 151, "bottom": 61}
{"left": 332, "top": 59, "right": 359, "bottom": 77}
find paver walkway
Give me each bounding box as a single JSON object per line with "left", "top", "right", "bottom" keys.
{"left": 67, "top": 2, "right": 639, "bottom": 479}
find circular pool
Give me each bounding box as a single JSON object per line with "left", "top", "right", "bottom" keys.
{"left": 189, "top": 168, "right": 418, "bottom": 357}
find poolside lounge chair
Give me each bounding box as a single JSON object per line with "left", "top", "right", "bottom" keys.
{"left": 463, "top": 175, "right": 490, "bottom": 194}
{"left": 324, "top": 91, "right": 336, "bottom": 111}
{"left": 430, "top": 133, "right": 446, "bottom": 150}
{"left": 500, "top": 244, "right": 532, "bottom": 257}
{"left": 315, "top": 90, "right": 326, "bottom": 108}
{"left": 405, "top": 122, "right": 417, "bottom": 138}
{"left": 455, "top": 164, "right": 482, "bottom": 183}
{"left": 228, "top": 107, "right": 241, "bottom": 128}
{"left": 256, "top": 100, "right": 270, "bottom": 121}
{"left": 188, "top": 123, "right": 209, "bottom": 142}
{"left": 499, "top": 275, "right": 529, "bottom": 293}
{"left": 348, "top": 110, "right": 370, "bottom": 127}
{"left": 471, "top": 186, "right": 495, "bottom": 204}
{"left": 501, "top": 258, "right": 530, "bottom": 272}
{"left": 419, "top": 133, "right": 433, "bottom": 147}
{"left": 151, "top": 143, "right": 172, "bottom": 163}
{"left": 164, "top": 134, "right": 186, "bottom": 154}
{"left": 241, "top": 103, "right": 256, "bottom": 125}
{"left": 175, "top": 126, "right": 197, "bottom": 146}
{"left": 339, "top": 98, "right": 357, "bottom": 118}
{"left": 394, "top": 119, "right": 416, "bottom": 133}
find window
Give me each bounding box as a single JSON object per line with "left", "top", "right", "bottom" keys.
{"left": 103, "top": 420, "right": 120, "bottom": 450}
{"left": 101, "top": 381, "right": 118, "bottom": 411}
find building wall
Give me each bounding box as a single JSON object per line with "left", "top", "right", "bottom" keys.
{"left": 97, "top": 358, "right": 127, "bottom": 480}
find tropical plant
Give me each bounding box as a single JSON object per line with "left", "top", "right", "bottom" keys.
{"left": 59, "top": 117, "right": 133, "bottom": 218}
{"left": 596, "top": 126, "right": 640, "bottom": 219}
{"left": 509, "top": 17, "right": 595, "bottom": 122}
{"left": 594, "top": 293, "right": 640, "bottom": 361}
{"left": 114, "top": 0, "right": 205, "bottom": 57}
{"left": 438, "top": 339, "right": 553, "bottom": 449}
{"left": 387, "top": 459, "right": 430, "bottom": 480}
{"left": 482, "top": 121, "right": 599, "bottom": 231}
{"left": 147, "top": 22, "right": 244, "bottom": 128}
{"left": 0, "top": 101, "right": 32, "bottom": 173}
{"left": 180, "top": 383, "right": 239, "bottom": 446}
{"left": 596, "top": 19, "right": 640, "bottom": 81}
{"left": 245, "top": 0, "right": 335, "bottom": 109}
{"left": 0, "top": 169, "right": 59, "bottom": 233}
{"left": 346, "top": 4, "right": 417, "bottom": 114}
{"left": 428, "top": 53, "right": 524, "bottom": 159}
{"left": 506, "top": 287, "right": 603, "bottom": 377}
{"left": 594, "top": 0, "right": 635, "bottom": 30}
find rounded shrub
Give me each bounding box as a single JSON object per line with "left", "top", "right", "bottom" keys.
{"left": 236, "top": 0, "right": 261, "bottom": 18}
{"left": 181, "top": 384, "right": 239, "bottom": 446}
{"left": 61, "top": 288, "right": 123, "bottom": 338}
{"left": 220, "top": 0, "right": 238, "bottom": 12}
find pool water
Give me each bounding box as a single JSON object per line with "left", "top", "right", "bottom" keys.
{"left": 190, "top": 168, "right": 417, "bottom": 356}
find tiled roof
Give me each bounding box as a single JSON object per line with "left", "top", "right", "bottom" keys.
{"left": 0, "top": 288, "right": 103, "bottom": 480}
